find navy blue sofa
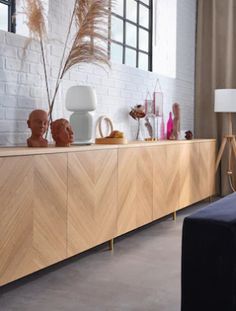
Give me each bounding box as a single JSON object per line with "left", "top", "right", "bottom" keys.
{"left": 181, "top": 193, "right": 236, "bottom": 311}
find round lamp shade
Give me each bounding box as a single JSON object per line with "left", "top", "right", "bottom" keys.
{"left": 214, "top": 89, "right": 236, "bottom": 112}
{"left": 66, "top": 86, "right": 97, "bottom": 112}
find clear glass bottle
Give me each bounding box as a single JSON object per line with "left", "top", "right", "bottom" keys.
{"left": 145, "top": 99, "right": 157, "bottom": 139}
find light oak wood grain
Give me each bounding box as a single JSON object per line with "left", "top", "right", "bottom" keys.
{"left": 68, "top": 150, "right": 117, "bottom": 256}
{"left": 179, "top": 143, "right": 201, "bottom": 209}
{"left": 0, "top": 140, "right": 216, "bottom": 286}
{"left": 0, "top": 157, "right": 35, "bottom": 286}
{"left": 117, "top": 148, "right": 137, "bottom": 236}
{"left": 33, "top": 154, "right": 67, "bottom": 269}
{"left": 153, "top": 145, "right": 180, "bottom": 219}
{"left": 199, "top": 141, "right": 216, "bottom": 199}
{"left": 117, "top": 147, "right": 153, "bottom": 236}
{"left": 0, "top": 139, "right": 216, "bottom": 157}
{"left": 0, "top": 154, "right": 67, "bottom": 286}
{"left": 136, "top": 147, "right": 153, "bottom": 227}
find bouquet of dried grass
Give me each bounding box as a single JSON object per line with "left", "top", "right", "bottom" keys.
{"left": 23, "top": 0, "right": 111, "bottom": 123}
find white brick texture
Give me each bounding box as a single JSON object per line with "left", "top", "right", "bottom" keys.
{"left": 0, "top": 0, "right": 196, "bottom": 145}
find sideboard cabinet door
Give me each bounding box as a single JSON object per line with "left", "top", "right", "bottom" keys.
{"left": 0, "top": 156, "right": 34, "bottom": 286}
{"left": 153, "top": 145, "right": 180, "bottom": 219}
{"left": 198, "top": 141, "right": 216, "bottom": 199}
{"left": 117, "top": 147, "right": 153, "bottom": 236}
{"left": 178, "top": 143, "right": 201, "bottom": 209}
{"left": 68, "top": 150, "right": 117, "bottom": 256}
{"left": 33, "top": 154, "right": 67, "bottom": 269}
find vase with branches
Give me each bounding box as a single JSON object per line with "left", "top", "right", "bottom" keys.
{"left": 23, "top": 0, "right": 111, "bottom": 138}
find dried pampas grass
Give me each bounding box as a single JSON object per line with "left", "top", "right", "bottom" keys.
{"left": 64, "top": 0, "right": 110, "bottom": 73}
{"left": 23, "top": 0, "right": 112, "bottom": 123}
{"left": 49, "top": 0, "right": 112, "bottom": 122}
{"left": 24, "top": 0, "right": 50, "bottom": 110}
{"left": 25, "top": 0, "right": 46, "bottom": 39}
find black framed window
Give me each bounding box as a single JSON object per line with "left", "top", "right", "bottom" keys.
{"left": 109, "top": 0, "right": 152, "bottom": 71}
{"left": 0, "top": 0, "right": 15, "bottom": 32}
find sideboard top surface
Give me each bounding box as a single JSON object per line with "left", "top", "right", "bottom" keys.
{"left": 0, "top": 139, "right": 216, "bottom": 157}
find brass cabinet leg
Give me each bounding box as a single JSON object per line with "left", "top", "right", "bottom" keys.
{"left": 209, "top": 196, "right": 213, "bottom": 203}
{"left": 109, "top": 239, "right": 114, "bottom": 251}
{"left": 173, "top": 211, "right": 177, "bottom": 221}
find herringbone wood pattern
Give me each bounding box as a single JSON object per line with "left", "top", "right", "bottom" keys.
{"left": 199, "top": 141, "right": 216, "bottom": 199}
{"left": 0, "top": 141, "right": 216, "bottom": 286}
{"left": 33, "top": 154, "right": 67, "bottom": 269}
{"left": 117, "top": 148, "right": 137, "bottom": 236}
{"left": 136, "top": 147, "right": 153, "bottom": 227}
{"left": 117, "top": 147, "right": 153, "bottom": 236}
{"left": 179, "top": 143, "right": 201, "bottom": 209}
{"left": 0, "top": 157, "right": 34, "bottom": 286}
{"left": 153, "top": 145, "right": 180, "bottom": 219}
{"left": 68, "top": 150, "right": 117, "bottom": 256}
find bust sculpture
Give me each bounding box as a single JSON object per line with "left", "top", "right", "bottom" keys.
{"left": 51, "top": 118, "right": 74, "bottom": 147}
{"left": 27, "top": 109, "right": 49, "bottom": 147}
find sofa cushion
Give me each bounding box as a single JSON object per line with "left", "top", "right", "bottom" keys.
{"left": 181, "top": 193, "right": 236, "bottom": 311}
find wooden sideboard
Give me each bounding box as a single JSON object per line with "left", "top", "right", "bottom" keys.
{"left": 0, "top": 139, "right": 216, "bottom": 286}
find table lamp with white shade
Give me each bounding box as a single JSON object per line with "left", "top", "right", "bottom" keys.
{"left": 215, "top": 89, "right": 236, "bottom": 182}
{"left": 66, "top": 86, "right": 97, "bottom": 144}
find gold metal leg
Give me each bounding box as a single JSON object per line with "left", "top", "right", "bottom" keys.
{"left": 109, "top": 239, "right": 114, "bottom": 251}
{"left": 209, "top": 196, "right": 213, "bottom": 203}
{"left": 173, "top": 211, "right": 177, "bottom": 221}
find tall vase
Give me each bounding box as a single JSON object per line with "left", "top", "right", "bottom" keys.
{"left": 167, "top": 112, "right": 173, "bottom": 139}
{"left": 136, "top": 118, "right": 143, "bottom": 140}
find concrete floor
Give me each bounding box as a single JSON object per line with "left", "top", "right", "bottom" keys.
{"left": 0, "top": 202, "right": 208, "bottom": 311}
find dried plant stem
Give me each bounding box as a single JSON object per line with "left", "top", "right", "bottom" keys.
{"left": 40, "top": 38, "right": 51, "bottom": 110}
{"left": 55, "top": 1, "right": 77, "bottom": 89}
{"left": 48, "top": 0, "right": 77, "bottom": 123}
{"left": 45, "top": 1, "right": 77, "bottom": 138}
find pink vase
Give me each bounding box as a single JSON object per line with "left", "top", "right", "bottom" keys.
{"left": 167, "top": 112, "right": 173, "bottom": 139}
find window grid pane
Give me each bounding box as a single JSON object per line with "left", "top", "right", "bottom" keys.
{"left": 109, "top": 0, "right": 152, "bottom": 71}
{"left": 125, "top": 22, "right": 137, "bottom": 48}
{"left": 110, "top": 42, "right": 123, "bottom": 64}
{"left": 125, "top": 48, "right": 136, "bottom": 68}
{"left": 111, "top": 15, "right": 123, "bottom": 43}
{"left": 0, "top": 3, "right": 8, "bottom": 31}
{"left": 0, "top": 0, "right": 15, "bottom": 32}
{"left": 126, "top": 0, "right": 137, "bottom": 23}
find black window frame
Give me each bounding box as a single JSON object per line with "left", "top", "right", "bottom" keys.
{"left": 0, "top": 0, "right": 16, "bottom": 32}
{"left": 109, "top": 0, "right": 153, "bottom": 71}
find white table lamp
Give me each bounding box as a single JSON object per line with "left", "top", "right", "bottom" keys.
{"left": 66, "top": 86, "right": 97, "bottom": 144}
{"left": 215, "top": 89, "right": 236, "bottom": 182}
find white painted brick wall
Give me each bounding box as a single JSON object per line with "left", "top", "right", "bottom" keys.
{"left": 0, "top": 0, "right": 196, "bottom": 145}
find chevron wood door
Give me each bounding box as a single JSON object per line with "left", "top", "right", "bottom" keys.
{"left": 153, "top": 145, "right": 180, "bottom": 219}
{"left": 117, "top": 147, "right": 153, "bottom": 236}
{"left": 136, "top": 147, "right": 153, "bottom": 227}
{"left": 117, "top": 148, "right": 137, "bottom": 236}
{"left": 68, "top": 150, "right": 117, "bottom": 256}
{"left": 0, "top": 156, "right": 35, "bottom": 286}
{"left": 33, "top": 154, "right": 67, "bottom": 269}
{"left": 179, "top": 143, "right": 201, "bottom": 209}
{"left": 199, "top": 141, "right": 216, "bottom": 199}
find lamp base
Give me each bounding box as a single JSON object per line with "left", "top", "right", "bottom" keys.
{"left": 72, "top": 141, "right": 93, "bottom": 145}
{"left": 215, "top": 135, "right": 236, "bottom": 172}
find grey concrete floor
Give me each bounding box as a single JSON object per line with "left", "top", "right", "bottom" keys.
{"left": 0, "top": 202, "right": 208, "bottom": 311}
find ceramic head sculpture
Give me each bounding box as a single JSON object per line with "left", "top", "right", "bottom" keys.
{"left": 51, "top": 118, "right": 74, "bottom": 147}
{"left": 27, "top": 109, "right": 49, "bottom": 147}
{"left": 66, "top": 86, "right": 97, "bottom": 145}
